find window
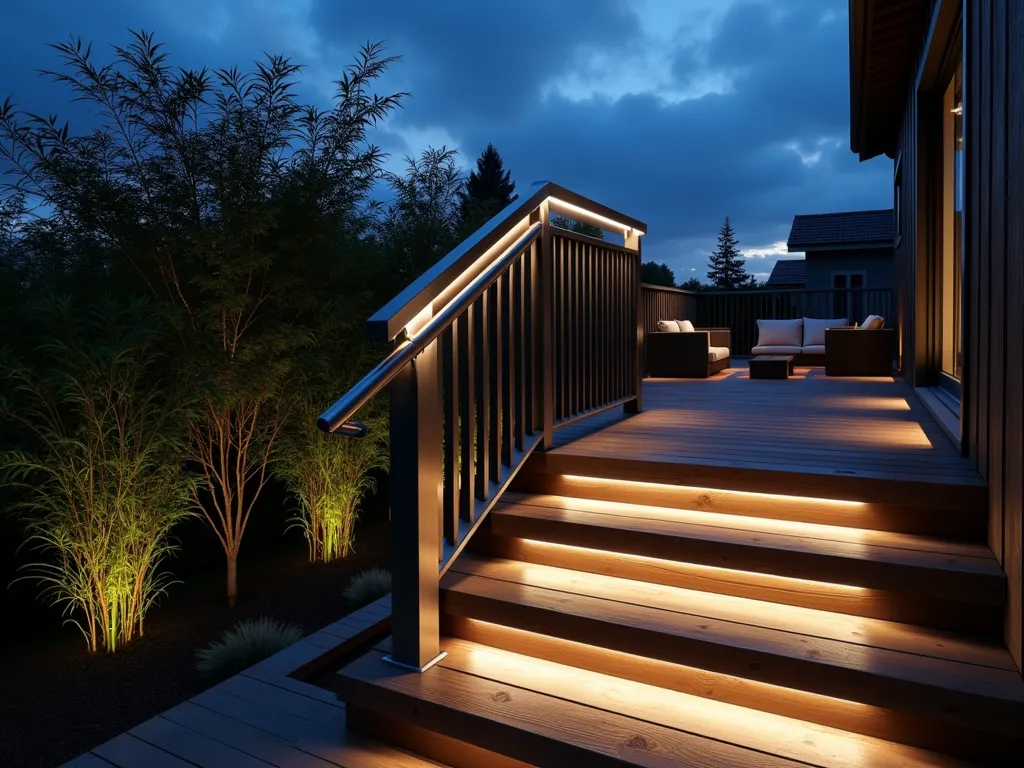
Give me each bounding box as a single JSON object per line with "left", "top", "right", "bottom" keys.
{"left": 831, "top": 270, "right": 867, "bottom": 322}
{"left": 894, "top": 154, "right": 903, "bottom": 245}
{"left": 940, "top": 62, "right": 963, "bottom": 388}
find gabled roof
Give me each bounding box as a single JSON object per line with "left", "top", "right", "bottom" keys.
{"left": 767, "top": 259, "right": 806, "bottom": 287}
{"left": 787, "top": 209, "right": 894, "bottom": 252}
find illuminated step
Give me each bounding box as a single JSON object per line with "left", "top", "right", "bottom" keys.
{"left": 336, "top": 636, "right": 982, "bottom": 767}
{"left": 440, "top": 554, "right": 1024, "bottom": 757}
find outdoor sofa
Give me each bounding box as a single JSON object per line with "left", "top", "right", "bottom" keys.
{"left": 647, "top": 319, "right": 731, "bottom": 378}
{"left": 750, "top": 316, "right": 895, "bottom": 375}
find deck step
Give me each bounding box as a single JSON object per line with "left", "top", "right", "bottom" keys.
{"left": 335, "top": 639, "right": 981, "bottom": 768}
{"left": 489, "top": 493, "right": 1004, "bottom": 610}
{"left": 513, "top": 469, "right": 987, "bottom": 539}
{"left": 441, "top": 554, "right": 1024, "bottom": 761}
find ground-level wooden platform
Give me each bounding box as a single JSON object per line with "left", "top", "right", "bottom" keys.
{"left": 60, "top": 596, "right": 445, "bottom": 768}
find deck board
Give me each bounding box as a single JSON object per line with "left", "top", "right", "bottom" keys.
{"left": 550, "top": 369, "right": 979, "bottom": 482}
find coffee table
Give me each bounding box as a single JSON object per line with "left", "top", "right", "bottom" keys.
{"left": 749, "top": 355, "right": 794, "bottom": 379}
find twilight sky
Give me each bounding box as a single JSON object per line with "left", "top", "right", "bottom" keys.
{"left": 0, "top": 0, "right": 892, "bottom": 282}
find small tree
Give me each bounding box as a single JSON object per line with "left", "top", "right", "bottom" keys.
{"left": 0, "top": 296, "right": 195, "bottom": 652}
{"left": 679, "top": 277, "right": 705, "bottom": 292}
{"left": 641, "top": 261, "right": 676, "bottom": 287}
{"left": 707, "top": 217, "right": 752, "bottom": 290}
{"left": 552, "top": 214, "right": 604, "bottom": 240}
{"left": 458, "top": 143, "right": 515, "bottom": 234}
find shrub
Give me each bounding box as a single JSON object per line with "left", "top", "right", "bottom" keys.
{"left": 0, "top": 296, "right": 196, "bottom": 652}
{"left": 195, "top": 617, "right": 303, "bottom": 678}
{"left": 274, "top": 388, "right": 389, "bottom": 563}
{"left": 344, "top": 567, "right": 391, "bottom": 606}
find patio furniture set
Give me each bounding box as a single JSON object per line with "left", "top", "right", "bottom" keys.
{"left": 649, "top": 315, "right": 895, "bottom": 379}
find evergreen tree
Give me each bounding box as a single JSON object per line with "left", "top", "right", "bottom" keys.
{"left": 640, "top": 261, "right": 675, "bottom": 287}
{"left": 458, "top": 144, "right": 515, "bottom": 233}
{"left": 552, "top": 214, "right": 604, "bottom": 240}
{"left": 679, "top": 277, "right": 705, "bottom": 292}
{"left": 706, "top": 217, "right": 752, "bottom": 290}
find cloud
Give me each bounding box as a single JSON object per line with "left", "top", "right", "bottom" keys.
{"left": 0, "top": 0, "right": 892, "bottom": 285}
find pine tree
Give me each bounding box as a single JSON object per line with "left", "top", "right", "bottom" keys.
{"left": 707, "top": 216, "right": 751, "bottom": 290}
{"left": 458, "top": 144, "right": 516, "bottom": 233}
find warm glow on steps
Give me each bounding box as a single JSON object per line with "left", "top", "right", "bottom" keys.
{"left": 442, "top": 629, "right": 961, "bottom": 768}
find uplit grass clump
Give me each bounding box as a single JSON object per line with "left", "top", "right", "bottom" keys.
{"left": 195, "top": 617, "right": 303, "bottom": 678}
{"left": 343, "top": 567, "right": 391, "bottom": 606}
{"left": 0, "top": 297, "right": 196, "bottom": 653}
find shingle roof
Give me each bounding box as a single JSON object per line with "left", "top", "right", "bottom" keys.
{"left": 787, "top": 209, "right": 894, "bottom": 250}
{"left": 767, "top": 259, "right": 805, "bottom": 287}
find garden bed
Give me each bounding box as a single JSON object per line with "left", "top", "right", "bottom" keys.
{"left": 0, "top": 513, "right": 390, "bottom": 768}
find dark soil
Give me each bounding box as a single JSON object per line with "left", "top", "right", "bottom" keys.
{"left": 0, "top": 504, "right": 390, "bottom": 768}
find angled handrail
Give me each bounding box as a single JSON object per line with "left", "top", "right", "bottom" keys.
{"left": 317, "top": 222, "right": 543, "bottom": 436}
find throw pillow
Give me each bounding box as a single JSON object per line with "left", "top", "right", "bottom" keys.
{"left": 803, "top": 317, "right": 849, "bottom": 347}
{"left": 756, "top": 318, "right": 803, "bottom": 347}
{"left": 657, "top": 320, "right": 681, "bottom": 332}
{"left": 676, "top": 319, "right": 695, "bottom": 333}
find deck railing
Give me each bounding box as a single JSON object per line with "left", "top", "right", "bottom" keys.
{"left": 641, "top": 285, "right": 894, "bottom": 356}
{"left": 319, "top": 182, "right": 645, "bottom": 671}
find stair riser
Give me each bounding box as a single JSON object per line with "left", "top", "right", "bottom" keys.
{"left": 441, "top": 588, "right": 1023, "bottom": 744}
{"left": 513, "top": 470, "right": 987, "bottom": 540}
{"left": 473, "top": 533, "right": 1005, "bottom": 638}
{"left": 489, "top": 512, "right": 1005, "bottom": 607}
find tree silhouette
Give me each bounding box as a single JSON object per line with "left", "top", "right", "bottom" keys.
{"left": 458, "top": 143, "right": 515, "bottom": 233}
{"left": 641, "top": 261, "right": 675, "bottom": 287}
{"left": 707, "top": 217, "right": 752, "bottom": 290}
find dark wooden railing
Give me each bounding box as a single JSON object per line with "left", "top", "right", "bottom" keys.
{"left": 641, "top": 285, "right": 894, "bottom": 356}
{"left": 319, "top": 182, "right": 645, "bottom": 671}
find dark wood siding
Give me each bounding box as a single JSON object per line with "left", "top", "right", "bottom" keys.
{"left": 640, "top": 285, "right": 697, "bottom": 333}
{"left": 892, "top": 0, "right": 1024, "bottom": 673}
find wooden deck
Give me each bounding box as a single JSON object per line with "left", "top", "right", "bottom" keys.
{"left": 534, "top": 366, "right": 985, "bottom": 517}
{"left": 61, "top": 597, "right": 447, "bottom": 768}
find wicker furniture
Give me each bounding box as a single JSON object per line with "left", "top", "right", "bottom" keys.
{"left": 825, "top": 327, "right": 897, "bottom": 376}
{"left": 647, "top": 328, "right": 731, "bottom": 378}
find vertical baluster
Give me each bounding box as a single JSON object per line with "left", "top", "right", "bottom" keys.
{"left": 441, "top": 325, "right": 459, "bottom": 549}
{"left": 458, "top": 308, "right": 475, "bottom": 521}
{"left": 475, "top": 293, "right": 489, "bottom": 500}
{"left": 489, "top": 280, "right": 503, "bottom": 483}
{"left": 501, "top": 266, "right": 514, "bottom": 466}
{"left": 514, "top": 256, "right": 526, "bottom": 450}
{"left": 524, "top": 242, "right": 535, "bottom": 435}
{"left": 573, "top": 240, "right": 581, "bottom": 416}
{"left": 625, "top": 233, "right": 643, "bottom": 412}
{"left": 539, "top": 202, "right": 554, "bottom": 447}
{"left": 583, "top": 243, "right": 591, "bottom": 411}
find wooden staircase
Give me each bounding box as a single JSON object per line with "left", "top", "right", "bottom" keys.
{"left": 336, "top": 462, "right": 1023, "bottom": 767}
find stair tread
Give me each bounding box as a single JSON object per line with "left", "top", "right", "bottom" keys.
{"left": 443, "top": 555, "right": 1024, "bottom": 708}
{"left": 495, "top": 494, "right": 1003, "bottom": 589}
{"left": 337, "top": 644, "right": 976, "bottom": 768}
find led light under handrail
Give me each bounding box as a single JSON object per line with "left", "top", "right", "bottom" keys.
{"left": 316, "top": 221, "right": 543, "bottom": 436}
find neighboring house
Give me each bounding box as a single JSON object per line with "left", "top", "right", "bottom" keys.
{"left": 786, "top": 209, "right": 895, "bottom": 292}
{"left": 765, "top": 258, "right": 805, "bottom": 288}
{"left": 850, "top": 0, "right": 1024, "bottom": 673}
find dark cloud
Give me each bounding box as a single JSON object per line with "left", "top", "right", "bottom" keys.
{"left": 0, "top": 0, "right": 892, "bottom": 280}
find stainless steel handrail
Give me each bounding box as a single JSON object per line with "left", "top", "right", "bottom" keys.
{"left": 317, "top": 221, "right": 543, "bottom": 436}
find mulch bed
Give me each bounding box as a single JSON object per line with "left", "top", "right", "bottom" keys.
{"left": 0, "top": 513, "right": 390, "bottom": 768}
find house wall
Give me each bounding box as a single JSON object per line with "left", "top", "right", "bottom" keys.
{"left": 803, "top": 249, "right": 894, "bottom": 291}
{"left": 892, "top": 0, "right": 1024, "bottom": 673}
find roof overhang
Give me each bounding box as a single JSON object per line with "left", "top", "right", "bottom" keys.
{"left": 849, "top": 0, "right": 932, "bottom": 161}
{"left": 788, "top": 241, "right": 895, "bottom": 253}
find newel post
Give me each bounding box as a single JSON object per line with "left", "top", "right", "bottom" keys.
{"left": 536, "top": 200, "right": 555, "bottom": 449}
{"left": 625, "top": 229, "right": 644, "bottom": 413}
{"left": 387, "top": 328, "right": 444, "bottom": 671}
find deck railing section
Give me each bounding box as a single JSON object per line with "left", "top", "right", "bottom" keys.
{"left": 319, "top": 181, "right": 646, "bottom": 671}
{"left": 641, "top": 285, "right": 894, "bottom": 356}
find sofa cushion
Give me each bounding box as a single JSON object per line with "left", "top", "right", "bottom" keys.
{"left": 707, "top": 346, "right": 730, "bottom": 362}
{"left": 657, "top": 319, "right": 680, "bottom": 332}
{"left": 676, "top": 319, "right": 696, "bottom": 333}
{"left": 756, "top": 318, "right": 802, "bottom": 347}
{"left": 803, "top": 318, "right": 849, "bottom": 347}
{"left": 802, "top": 344, "right": 826, "bottom": 355}
{"left": 858, "top": 315, "right": 885, "bottom": 330}
{"left": 752, "top": 345, "right": 802, "bottom": 355}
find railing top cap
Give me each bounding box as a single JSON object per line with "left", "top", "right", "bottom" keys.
{"left": 367, "top": 181, "right": 647, "bottom": 343}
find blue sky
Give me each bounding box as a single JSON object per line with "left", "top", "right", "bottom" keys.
{"left": 0, "top": 0, "right": 892, "bottom": 282}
